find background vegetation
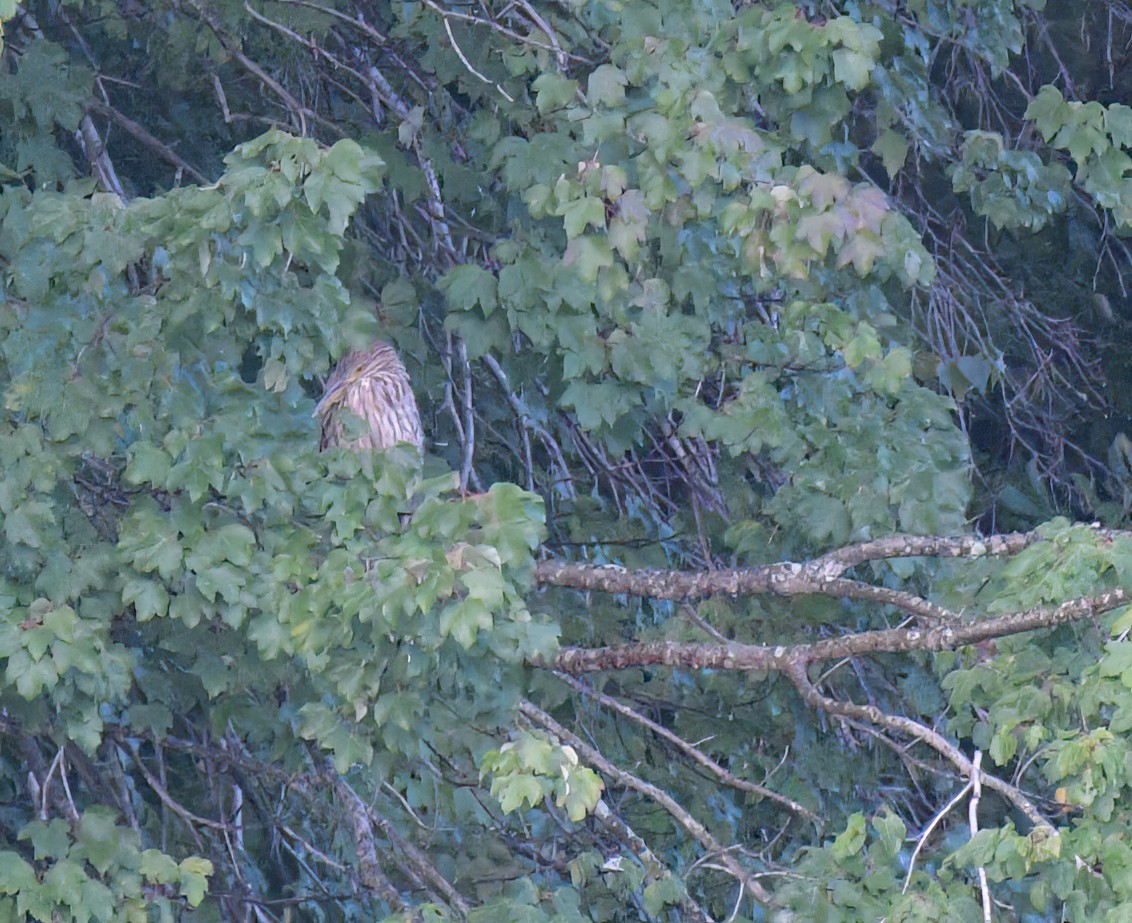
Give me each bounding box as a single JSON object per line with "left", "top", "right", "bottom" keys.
{"left": 3, "top": 0, "right": 1132, "bottom": 919}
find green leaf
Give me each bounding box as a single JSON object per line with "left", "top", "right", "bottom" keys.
{"left": 831, "top": 48, "right": 873, "bottom": 91}
{"left": 126, "top": 703, "right": 173, "bottom": 736}
{"left": 831, "top": 813, "right": 867, "bottom": 860}
{"left": 439, "top": 597, "right": 493, "bottom": 648}
{"left": 532, "top": 74, "right": 578, "bottom": 113}
{"left": 1105, "top": 104, "right": 1132, "bottom": 149}
{"left": 140, "top": 849, "right": 180, "bottom": 883}
{"left": 558, "top": 765, "right": 603, "bottom": 821}
{"left": 75, "top": 809, "right": 126, "bottom": 875}
{"left": 1025, "top": 85, "right": 1069, "bottom": 139}
{"left": 4, "top": 501, "right": 54, "bottom": 548}
{"left": 642, "top": 878, "right": 684, "bottom": 917}
{"left": 21, "top": 819, "right": 71, "bottom": 861}
{"left": 440, "top": 264, "right": 498, "bottom": 314}
{"left": 587, "top": 65, "right": 627, "bottom": 107}
{"left": 122, "top": 578, "right": 169, "bottom": 621}
{"left": 560, "top": 197, "right": 607, "bottom": 238}
{"left": 495, "top": 773, "right": 546, "bottom": 814}
{"left": 124, "top": 442, "right": 172, "bottom": 486}
{"left": 132, "top": 532, "right": 183, "bottom": 582}
{"left": 213, "top": 523, "right": 256, "bottom": 567}
{"left": 561, "top": 236, "right": 614, "bottom": 283}
{"left": 872, "top": 809, "right": 906, "bottom": 861}
{"left": 179, "top": 856, "right": 213, "bottom": 907}
{"left": 872, "top": 129, "right": 908, "bottom": 179}
{"left": 0, "top": 852, "right": 37, "bottom": 894}
{"left": 79, "top": 879, "right": 114, "bottom": 922}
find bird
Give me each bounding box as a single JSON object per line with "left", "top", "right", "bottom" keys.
{"left": 314, "top": 340, "right": 424, "bottom": 454}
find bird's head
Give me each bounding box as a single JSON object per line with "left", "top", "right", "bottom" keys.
{"left": 313, "top": 342, "right": 402, "bottom": 417}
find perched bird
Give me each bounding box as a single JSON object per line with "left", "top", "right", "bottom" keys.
{"left": 314, "top": 340, "right": 424, "bottom": 454}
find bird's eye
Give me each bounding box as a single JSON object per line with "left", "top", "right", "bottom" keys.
{"left": 354, "top": 366, "right": 364, "bottom": 374}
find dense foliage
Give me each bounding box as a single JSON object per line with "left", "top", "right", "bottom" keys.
{"left": 4, "top": 0, "right": 1132, "bottom": 920}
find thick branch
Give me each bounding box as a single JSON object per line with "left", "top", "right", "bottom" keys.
{"left": 536, "top": 560, "right": 960, "bottom": 620}
{"left": 536, "top": 528, "right": 1132, "bottom": 601}
{"left": 546, "top": 589, "right": 1130, "bottom": 673}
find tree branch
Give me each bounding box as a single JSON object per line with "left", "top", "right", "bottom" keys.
{"left": 555, "top": 671, "right": 820, "bottom": 825}
{"left": 181, "top": 0, "right": 341, "bottom": 137}
{"left": 783, "top": 659, "right": 1054, "bottom": 833}
{"left": 519, "top": 700, "right": 774, "bottom": 908}
{"left": 547, "top": 589, "right": 1130, "bottom": 673}
{"left": 323, "top": 774, "right": 407, "bottom": 910}
{"left": 537, "top": 528, "right": 1132, "bottom": 600}
{"left": 86, "top": 101, "right": 209, "bottom": 184}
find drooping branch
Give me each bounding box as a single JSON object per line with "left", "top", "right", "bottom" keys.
{"left": 555, "top": 671, "right": 820, "bottom": 824}
{"left": 783, "top": 660, "right": 1054, "bottom": 833}
{"left": 85, "top": 101, "right": 209, "bottom": 184}
{"left": 181, "top": 0, "right": 341, "bottom": 137}
{"left": 518, "top": 700, "right": 775, "bottom": 908}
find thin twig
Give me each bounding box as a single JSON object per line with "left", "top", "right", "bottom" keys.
{"left": 903, "top": 769, "right": 973, "bottom": 892}
{"left": 785, "top": 660, "right": 1054, "bottom": 833}
{"left": 127, "top": 744, "right": 229, "bottom": 834}
{"left": 434, "top": 8, "right": 515, "bottom": 103}
{"left": 519, "top": 700, "right": 774, "bottom": 907}
{"left": 86, "top": 101, "right": 208, "bottom": 184}
{"left": 557, "top": 672, "right": 820, "bottom": 824}
{"left": 482, "top": 352, "right": 576, "bottom": 498}
{"left": 969, "top": 751, "right": 991, "bottom": 923}
{"left": 184, "top": 0, "right": 342, "bottom": 137}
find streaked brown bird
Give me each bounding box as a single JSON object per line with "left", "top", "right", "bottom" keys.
{"left": 314, "top": 340, "right": 424, "bottom": 454}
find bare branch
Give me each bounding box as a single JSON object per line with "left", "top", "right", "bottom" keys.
{"left": 547, "top": 589, "right": 1130, "bottom": 673}
{"left": 182, "top": 0, "right": 341, "bottom": 137}
{"left": 483, "top": 352, "right": 576, "bottom": 499}
{"left": 325, "top": 774, "right": 406, "bottom": 910}
{"left": 536, "top": 558, "right": 962, "bottom": 622}
{"left": 270, "top": 0, "right": 388, "bottom": 43}
{"left": 555, "top": 671, "right": 821, "bottom": 824}
{"left": 519, "top": 700, "right": 774, "bottom": 908}
{"left": 420, "top": 2, "right": 515, "bottom": 103}
{"left": 296, "top": 768, "right": 471, "bottom": 916}
{"left": 86, "top": 101, "right": 209, "bottom": 184}
{"left": 537, "top": 529, "right": 1132, "bottom": 629}
{"left": 969, "top": 752, "right": 991, "bottom": 923}
{"left": 903, "top": 767, "right": 974, "bottom": 893}
{"left": 784, "top": 659, "right": 1054, "bottom": 832}
{"left": 126, "top": 743, "right": 228, "bottom": 835}
{"left": 456, "top": 335, "right": 476, "bottom": 494}
{"left": 416, "top": 0, "right": 589, "bottom": 65}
